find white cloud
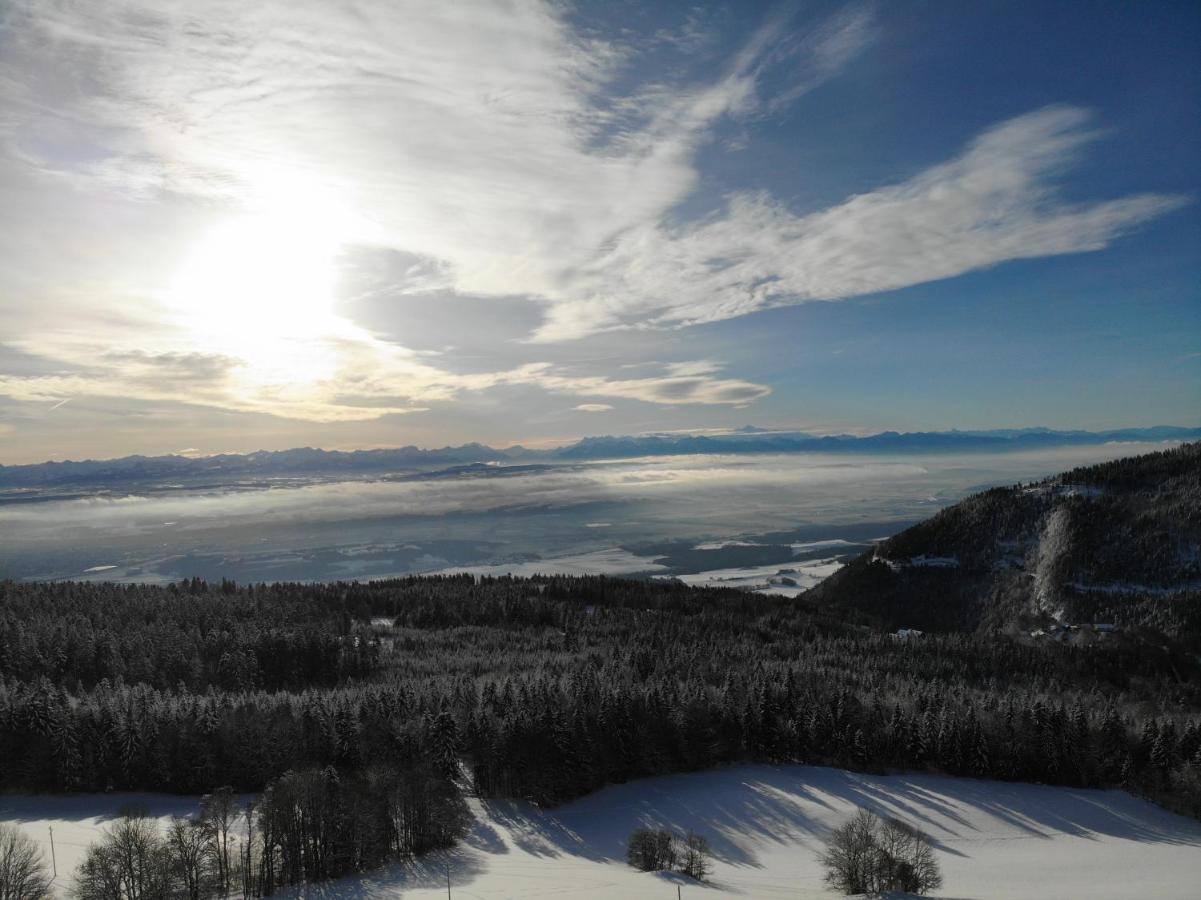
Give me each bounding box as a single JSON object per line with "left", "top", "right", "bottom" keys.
{"left": 516, "top": 362, "right": 771, "bottom": 406}
{"left": 535, "top": 106, "right": 1188, "bottom": 338}
{"left": 575, "top": 403, "right": 613, "bottom": 412}
{"left": 0, "top": 350, "right": 768, "bottom": 421}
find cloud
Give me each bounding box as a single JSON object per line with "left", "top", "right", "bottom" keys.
{"left": 575, "top": 403, "right": 613, "bottom": 412}
{"left": 753, "top": 3, "right": 881, "bottom": 116}
{"left": 0, "top": 0, "right": 1183, "bottom": 432}
{"left": 0, "top": 1, "right": 874, "bottom": 305}
{"left": 535, "top": 106, "right": 1188, "bottom": 338}
{"left": 516, "top": 362, "right": 771, "bottom": 406}
{"left": 0, "top": 347, "right": 768, "bottom": 421}
{"left": 3, "top": 0, "right": 807, "bottom": 423}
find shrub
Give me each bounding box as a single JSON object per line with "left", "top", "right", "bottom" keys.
{"left": 626, "top": 828, "right": 677, "bottom": 872}
{"left": 820, "top": 809, "right": 942, "bottom": 896}
{"left": 680, "top": 831, "right": 711, "bottom": 880}
{"left": 627, "top": 827, "right": 711, "bottom": 881}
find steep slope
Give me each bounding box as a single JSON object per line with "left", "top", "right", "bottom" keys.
{"left": 808, "top": 443, "right": 1201, "bottom": 642}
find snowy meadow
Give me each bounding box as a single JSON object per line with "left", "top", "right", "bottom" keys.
{"left": 6, "top": 765, "right": 1200, "bottom": 900}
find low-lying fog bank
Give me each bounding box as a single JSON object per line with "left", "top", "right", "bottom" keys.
{"left": 1, "top": 444, "right": 1173, "bottom": 585}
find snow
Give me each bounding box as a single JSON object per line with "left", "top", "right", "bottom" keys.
{"left": 790, "top": 539, "right": 862, "bottom": 555}
{"left": 657, "top": 558, "right": 845, "bottom": 598}
{"left": 877, "top": 555, "right": 960, "bottom": 572}
{"left": 0, "top": 793, "right": 216, "bottom": 888}
{"left": 692, "top": 540, "right": 766, "bottom": 550}
{"left": 4, "top": 765, "right": 1199, "bottom": 899}
{"left": 689, "top": 539, "right": 864, "bottom": 555}
{"left": 431, "top": 548, "right": 668, "bottom": 578}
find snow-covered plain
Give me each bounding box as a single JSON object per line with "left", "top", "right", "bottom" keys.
{"left": 5, "top": 765, "right": 1199, "bottom": 899}
{"left": 659, "top": 558, "right": 846, "bottom": 597}
{"left": 430, "top": 547, "right": 668, "bottom": 578}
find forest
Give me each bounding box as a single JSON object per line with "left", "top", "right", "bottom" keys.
{"left": 2, "top": 573, "right": 1199, "bottom": 827}
{"left": 811, "top": 442, "right": 1201, "bottom": 637}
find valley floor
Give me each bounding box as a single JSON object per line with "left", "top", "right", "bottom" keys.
{"left": 4, "top": 765, "right": 1200, "bottom": 899}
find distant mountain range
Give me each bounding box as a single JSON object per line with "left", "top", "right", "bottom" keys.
{"left": 2, "top": 425, "right": 1199, "bottom": 489}
{"left": 549, "top": 425, "right": 1201, "bottom": 459}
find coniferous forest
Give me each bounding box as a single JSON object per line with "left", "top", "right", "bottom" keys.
{"left": 3, "top": 574, "right": 1199, "bottom": 831}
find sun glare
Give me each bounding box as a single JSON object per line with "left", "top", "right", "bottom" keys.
{"left": 166, "top": 176, "right": 366, "bottom": 389}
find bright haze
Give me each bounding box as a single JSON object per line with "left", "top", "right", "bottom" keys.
{"left": 0, "top": 0, "right": 1198, "bottom": 464}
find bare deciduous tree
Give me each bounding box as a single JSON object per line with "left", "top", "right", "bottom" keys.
{"left": 820, "top": 809, "right": 879, "bottom": 895}
{"left": 821, "top": 809, "right": 942, "bottom": 896}
{"left": 164, "top": 819, "right": 213, "bottom": 900}
{"left": 680, "top": 831, "right": 711, "bottom": 881}
{"left": 198, "top": 787, "right": 237, "bottom": 894}
{"left": 75, "top": 813, "right": 172, "bottom": 900}
{"left": 0, "top": 823, "right": 51, "bottom": 900}
{"left": 876, "top": 816, "right": 942, "bottom": 894}
{"left": 626, "top": 828, "right": 677, "bottom": 872}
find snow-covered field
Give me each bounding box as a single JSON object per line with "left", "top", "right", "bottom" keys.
{"left": 431, "top": 547, "right": 668, "bottom": 578}
{"left": 659, "top": 558, "right": 846, "bottom": 597}
{"left": 5, "top": 765, "right": 1199, "bottom": 899}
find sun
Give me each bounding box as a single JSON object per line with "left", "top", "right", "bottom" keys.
{"left": 167, "top": 189, "right": 356, "bottom": 387}
{"left": 172, "top": 215, "right": 336, "bottom": 338}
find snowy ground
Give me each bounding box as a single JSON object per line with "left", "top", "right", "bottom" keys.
{"left": 658, "top": 557, "right": 846, "bottom": 598}
{"left": 430, "top": 547, "right": 668, "bottom": 578}
{"left": 5, "top": 765, "right": 1200, "bottom": 899}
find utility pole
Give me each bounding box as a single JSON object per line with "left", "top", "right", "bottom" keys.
{"left": 677, "top": 886, "right": 682, "bottom": 900}
{"left": 48, "top": 825, "right": 57, "bottom": 881}
{"left": 446, "top": 861, "right": 451, "bottom": 899}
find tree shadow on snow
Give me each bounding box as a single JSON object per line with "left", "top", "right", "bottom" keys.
{"left": 476, "top": 764, "right": 1201, "bottom": 873}
{"left": 462, "top": 817, "right": 509, "bottom": 855}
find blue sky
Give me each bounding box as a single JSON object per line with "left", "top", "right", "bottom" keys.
{"left": 0, "top": 0, "right": 1197, "bottom": 462}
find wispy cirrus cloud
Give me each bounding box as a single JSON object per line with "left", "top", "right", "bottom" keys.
{"left": 535, "top": 106, "right": 1188, "bottom": 339}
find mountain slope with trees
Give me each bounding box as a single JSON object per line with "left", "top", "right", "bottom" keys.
{"left": 808, "top": 442, "right": 1201, "bottom": 643}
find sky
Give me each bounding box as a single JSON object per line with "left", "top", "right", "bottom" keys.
{"left": 0, "top": 0, "right": 1198, "bottom": 464}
